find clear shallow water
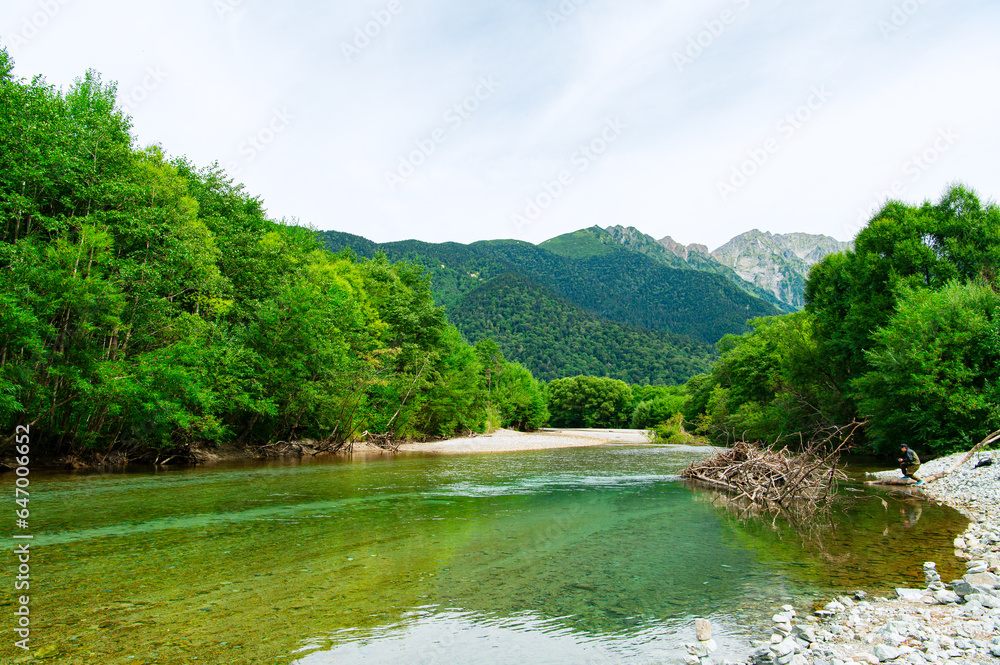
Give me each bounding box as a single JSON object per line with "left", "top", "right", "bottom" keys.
{"left": 0, "top": 445, "right": 966, "bottom": 664}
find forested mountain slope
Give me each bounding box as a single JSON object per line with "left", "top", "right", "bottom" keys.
{"left": 318, "top": 231, "right": 780, "bottom": 345}
{"left": 541, "top": 225, "right": 795, "bottom": 313}
{"left": 449, "top": 274, "right": 716, "bottom": 384}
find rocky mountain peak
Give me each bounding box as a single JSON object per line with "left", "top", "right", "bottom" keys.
{"left": 659, "top": 236, "right": 710, "bottom": 260}
{"left": 711, "top": 231, "right": 852, "bottom": 309}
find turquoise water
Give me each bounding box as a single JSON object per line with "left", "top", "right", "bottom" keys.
{"left": 0, "top": 445, "right": 966, "bottom": 664}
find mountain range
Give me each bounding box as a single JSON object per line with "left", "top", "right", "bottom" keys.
{"left": 318, "top": 226, "right": 850, "bottom": 384}
{"left": 540, "top": 225, "right": 851, "bottom": 311}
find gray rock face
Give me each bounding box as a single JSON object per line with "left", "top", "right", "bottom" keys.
{"left": 710, "top": 230, "right": 851, "bottom": 310}
{"left": 689, "top": 638, "right": 718, "bottom": 657}
{"left": 951, "top": 579, "right": 975, "bottom": 597}
{"left": 596, "top": 225, "right": 798, "bottom": 311}
{"left": 773, "top": 637, "right": 796, "bottom": 657}
{"left": 751, "top": 645, "right": 775, "bottom": 665}
{"left": 792, "top": 625, "right": 816, "bottom": 644}
{"left": 967, "top": 593, "right": 1000, "bottom": 609}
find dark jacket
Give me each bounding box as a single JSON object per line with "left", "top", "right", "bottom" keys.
{"left": 900, "top": 448, "right": 920, "bottom": 466}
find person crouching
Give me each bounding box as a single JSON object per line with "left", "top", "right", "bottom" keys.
{"left": 898, "top": 444, "right": 922, "bottom": 485}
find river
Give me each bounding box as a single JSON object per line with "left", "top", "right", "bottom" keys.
{"left": 0, "top": 444, "right": 967, "bottom": 664}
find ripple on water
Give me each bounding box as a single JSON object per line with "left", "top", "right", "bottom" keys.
{"left": 0, "top": 444, "right": 967, "bottom": 665}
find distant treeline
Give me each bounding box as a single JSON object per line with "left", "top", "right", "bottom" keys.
{"left": 0, "top": 53, "right": 547, "bottom": 460}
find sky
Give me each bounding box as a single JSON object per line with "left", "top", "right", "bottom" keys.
{"left": 2, "top": 0, "right": 998, "bottom": 251}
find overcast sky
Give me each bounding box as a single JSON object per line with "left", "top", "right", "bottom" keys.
{"left": 3, "top": 0, "right": 998, "bottom": 250}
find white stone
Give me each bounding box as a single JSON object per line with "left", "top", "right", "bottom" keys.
{"left": 773, "top": 637, "right": 796, "bottom": 657}
{"left": 873, "top": 644, "right": 901, "bottom": 662}
{"left": 689, "top": 638, "right": 718, "bottom": 657}
{"left": 933, "top": 590, "right": 960, "bottom": 605}
{"left": 896, "top": 588, "right": 926, "bottom": 602}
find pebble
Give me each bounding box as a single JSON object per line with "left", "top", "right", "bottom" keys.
{"left": 743, "top": 449, "right": 1000, "bottom": 665}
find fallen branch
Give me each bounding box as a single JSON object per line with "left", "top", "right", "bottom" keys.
{"left": 680, "top": 421, "right": 863, "bottom": 519}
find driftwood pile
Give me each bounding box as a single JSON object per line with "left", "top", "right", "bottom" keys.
{"left": 680, "top": 421, "right": 863, "bottom": 519}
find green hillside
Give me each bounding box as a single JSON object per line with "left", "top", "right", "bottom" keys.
{"left": 318, "top": 231, "right": 780, "bottom": 344}
{"left": 449, "top": 274, "right": 716, "bottom": 384}
{"left": 537, "top": 227, "right": 623, "bottom": 260}
{"left": 543, "top": 225, "right": 795, "bottom": 312}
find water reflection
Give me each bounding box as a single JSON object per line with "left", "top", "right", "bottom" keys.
{"left": 293, "top": 609, "right": 749, "bottom": 665}
{"left": 689, "top": 483, "right": 965, "bottom": 593}
{"left": 0, "top": 445, "right": 968, "bottom": 664}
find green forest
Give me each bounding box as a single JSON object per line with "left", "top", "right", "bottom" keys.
{"left": 682, "top": 186, "right": 1000, "bottom": 456}
{"left": 448, "top": 273, "right": 715, "bottom": 384}
{"left": 0, "top": 53, "right": 547, "bottom": 460}
{"left": 4, "top": 52, "right": 996, "bottom": 463}
{"left": 318, "top": 224, "right": 780, "bottom": 387}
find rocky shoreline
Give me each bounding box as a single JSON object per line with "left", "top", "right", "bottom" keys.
{"left": 690, "top": 449, "right": 1000, "bottom": 665}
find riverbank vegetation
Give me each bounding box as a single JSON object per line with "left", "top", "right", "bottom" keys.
{"left": 0, "top": 53, "right": 547, "bottom": 461}
{"left": 4, "top": 54, "right": 996, "bottom": 464}
{"left": 682, "top": 185, "right": 1000, "bottom": 456}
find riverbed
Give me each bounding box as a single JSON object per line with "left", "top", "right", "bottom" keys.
{"left": 0, "top": 444, "right": 968, "bottom": 664}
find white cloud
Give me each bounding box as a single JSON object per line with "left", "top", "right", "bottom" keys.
{"left": 3, "top": 0, "right": 998, "bottom": 249}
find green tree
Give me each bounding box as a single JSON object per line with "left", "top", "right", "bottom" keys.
{"left": 855, "top": 281, "right": 1000, "bottom": 455}
{"left": 806, "top": 185, "right": 1000, "bottom": 384}
{"left": 630, "top": 395, "right": 686, "bottom": 429}
{"left": 494, "top": 362, "right": 549, "bottom": 430}
{"left": 547, "top": 376, "right": 633, "bottom": 428}
{"left": 1, "top": 54, "right": 535, "bottom": 458}
{"left": 682, "top": 312, "right": 845, "bottom": 444}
